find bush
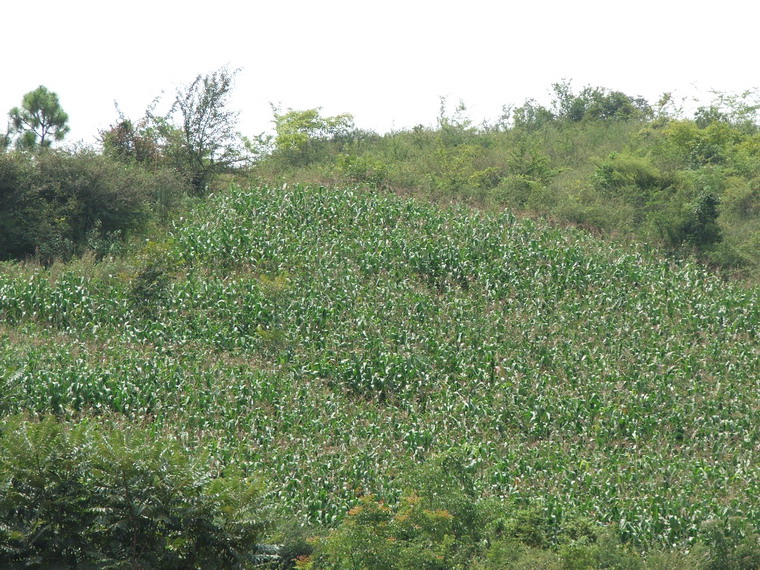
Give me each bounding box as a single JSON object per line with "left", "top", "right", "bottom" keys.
{"left": 0, "top": 150, "right": 187, "bottom": 262}
{"left": 0, "top": 416, "right": 270, "bottom": 568}
{"left": 699, "top": 518, "right": 760, "bottom": 570}
{"left": 335, "top": 152, "right": 389, "bottom": 187}
{"left": 593, "top": 153, "right": 665, "bottom": 200}
{"left": 304, "top": 493, "right": 457, "bottom": 569}
{"left": 0, "top": 151, "right": 37, "bottom": 259}
{"left": 478, "top": 538, "right": 563, "bottom": 569}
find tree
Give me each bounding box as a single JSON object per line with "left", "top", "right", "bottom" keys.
{"left": 0, "top": 123, "right": 10, "bottom": 152}
{"left": 512, "top": 99, "right": 554, "bottom": 131}
{"left": 101, "top": 117, "right": 161, "bottom": 165}
{"left": 271, "top": 106, "right": 354, "bottom": 166}
{"left": 168, "top": 66, "right": 243, "bottom": 194}
{"left": 550, "top": 80, "right": 651, "bottom": 123}
{"left": 9, "top": 86, "right": 70, "bottom": 149}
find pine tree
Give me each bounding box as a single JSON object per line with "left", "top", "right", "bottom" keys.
{"left": 9, "top": 86, "right": 70, "bottom": 149}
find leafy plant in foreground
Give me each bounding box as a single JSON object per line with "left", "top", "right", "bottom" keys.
{"left": 0, "top": 416, "right": 270, "bottom": 568}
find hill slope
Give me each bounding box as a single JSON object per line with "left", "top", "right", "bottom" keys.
{"left": 1, "top": 183, "right": 758, "bottom": 551}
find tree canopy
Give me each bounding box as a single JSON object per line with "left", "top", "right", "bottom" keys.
{"left": 9, "top": 85, "right": 70, "bottom": 149}
{"left": 169, "top": 66, "right": 243, "bottom": 194}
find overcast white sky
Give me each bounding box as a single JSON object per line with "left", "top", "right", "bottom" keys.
{"left": 2, "top": 0, "right": 757, "bottom": 145}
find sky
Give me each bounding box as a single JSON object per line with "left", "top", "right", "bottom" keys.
{"left": 2, "top": 0, "right": 758, "bottom": 145}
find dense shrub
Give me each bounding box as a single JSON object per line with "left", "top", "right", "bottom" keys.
{"left": 0, "top": 150, "right": 187, "bottom": 262}
{"left": 699, "top": 518, "right": 760, "bottom": 570}
{"left": 0, "top": 416, "right": 270, "bottom": 568}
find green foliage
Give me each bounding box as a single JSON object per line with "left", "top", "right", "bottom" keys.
{"left": 249, "top": 82, "right": 760, "bottom": 278}
{"left": 506, "top": 81, "right": 651, "bottom": 132}
{"left": 270, "top": 107, "right": 355, "bottom": 167}
{"left": 431, "top": 142, "right": 484, "bottom": 193}
{"left": 335, "top": 152, "right": 389, "bottom": 187}
{"left": 590, "top": 152, "right": 672, "bottom": 233}
{"left": 495, "top": 133, "right": 557, "bottom": 206}
{"left": 0, "top": 149, "right": 185, "bottom": 262}
{"left": 494, "top": 507, "right": 554, "bottom": 549}
{"left": 304, "top": 452, "right": 496, "bottom": 570}
{"left": 3, "top": 183, "right": 757, "bottom": 554}
{"left": 102, "top": 67, "right": 244, "bottom": 196}
{"left": 269, "top": 521, "right": 315, "bottom": 569}
{"left": 169, "top": 66, "right": 244, "bottom": 194}
{"left": 694, "top": 89, "right": 760, "bottom": 133}
{"left": 478, "top": 539, "right": 563, "bottom": 569}
{"left": 101, "top": 118, "right": 162, "bottom": 165}
{"left": 399, "top": 451, "right": 482, "bottom": 544}
{"left": 3, "top": 77, "right": 760, "bottom": 565}
{"left": 593, "top": 153, "right": 665, "bottom": 197}
{"left": 129, "top": 240, "right": 178, "bottom": 317}
{"left": 657, "top": 120, "right": 743, "bottom": 169}
{"left": 0, "top": 151, "right": 33, "bottom": 258}
{"left": 478, "top": 523, "right": 645, "bottom": 569}
{"left": 301, "top": 461, "right": 648, "bottom": 569}
{"left": 1, "top": 180, "right": 760, "bottom": 565}
{"left": 559, "top": 530, "right": 644, "bottom": 569}
{"left": 0, "top": 124, "right": 11, "bottom": 152}
{"left": 306, "top": 493, "right": 457, "bottom": 569}
{"left": 551, "top": 80, "right": 652, "bottom": 123}
{"left": 0, "top": 416, "right": 270, "bottom": 568}
{"left": 437, "top": 98, "right": 476, "bottom": 145}
{"left": 699, "top": 518, "right": 760, "bottom": 570}
{"left": 512, "top": 98, "right": 555, "bottom": 131}
{"left": 0, "top": 416, "right": 88, "bottom": 567}
{"left": 8, "top": 86, "right": 70, "bottom": 149}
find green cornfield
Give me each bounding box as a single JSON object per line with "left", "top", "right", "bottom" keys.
{"left": 1, "top": 183, "right": 758, "bottom": 550}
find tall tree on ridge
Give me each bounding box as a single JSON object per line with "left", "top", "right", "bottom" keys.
{"left": 9, "top": 85, "right": 70, "bottom": 149}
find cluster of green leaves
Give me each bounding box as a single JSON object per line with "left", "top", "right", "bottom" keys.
{"left": 0, "top": 415, "right": 270, "bottom": 568}
{"left": 4, "top": 86, "right": 70, "bottom": 151}
{"left": 102, "top": 66, "right": 248, "bottom": 196}
{"left": 0, "top": 149, "right": 188, "bottom": 262}
{"left": 1, "top": 183, "right": 758, "bottom": 565}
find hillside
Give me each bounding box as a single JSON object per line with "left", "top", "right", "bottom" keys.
{"left": 1, "top": 183, "right": 759, "bottom": 567}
